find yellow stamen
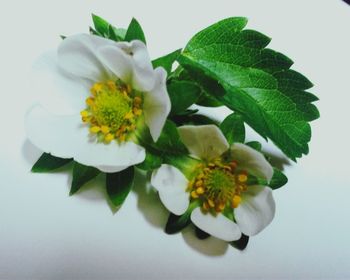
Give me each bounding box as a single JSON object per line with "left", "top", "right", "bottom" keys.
{"left": 208, "top": 199, "right": 215, "bottom": 208}
{"left": 104, "top": 133, "right": 114, "bottom": 142}
{"left": 238, "top": 173, "right": 248, "bottom": 183}
{"left": 124, "top": 112, "right": 134, "bottom": 120}
{"left": 80, "top": 110, "right": 89, "bottom": 117}
{"left": 202, "top": 202, "right": 210, "bottom": 211}
{"left": 232, "top": 195, "right": 242, "bottom": 208}
{"left": 107, "top": 80, "right": 116, "bottom": 90}
{"left": 134, "top": 96, "right": 142, "bottom": 105}
{"left": 86, "top": 97, "right": 95, "bottom": 106}
{"left": 196, "top": 187, "right": 205, "bottom": 195}
{"left": 90, "top": 126, "right": 101, "bottom": 134}
{"left": 133, "top": 108, "right": 143, "bottom": 116}
{"left": 100, "top": 126, "right": 110, "bottom": 134}
{"left": 195, "top": 180, "right": 203, "bottom": 188}
{"left": 191, "top": 191, "right": 199, "bottom": 199}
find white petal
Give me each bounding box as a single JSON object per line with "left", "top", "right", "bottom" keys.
{"left": 96, "top": 45, "right": 133, "bottom": 84}
{"left": 116, "top": 40, "right": 155, "bottom": 91}
{"left": 58, "top": 34, "right": 114, "bottom": 81}
{"left": 143, "top": 67, "right": 171, "bottom": 141}
{"left": 31, "top": 51, "right": 90, "bottom": 115}
{"left": 230, "top": 143, "right": 274, "bottom": 181}
{"left": 151, "top": 164, "right": 189, "bottom": 215}
{"left": 25, "top": 105, "right": 145, "bottom": 172}
{"left": 178, "top": 125, "right": 229, "bottom": 161}
{"left": 191, "top": 208, "right": 241, "bottom": 242}
{"left": 235, "top": 186, "right": 275, "bottom": 236}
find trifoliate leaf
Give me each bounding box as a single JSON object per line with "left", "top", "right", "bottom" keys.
{"left": 152, "top": 49, "right": 182, "bottom": 75}
{"left": 70, "top": 162, "right": 100, "bottom": 195}
{"left": 125, "top": 18, "right": 146, "bottom": 44}
{"left": 136, "top": 151, "right": 163, "bottom": 171}
{"left": 167, "top": 80, "right": 201, "bottom": 115}
{"left": 220, "top": 113, "right": 245, "bottom": 144}
{"left": 230, "top": 234, "right": 249, "bottom": 250}
{"left": 195, "top": 226, "right": 210, "bottom": 240}
{"left": 31, "top": 153, "right": 72, "bottom": 173}
{"left": 178, "top": 17, "right": 319, "bottom": 161}
{"left": 245, "top": 141, "right": 262, "bottom": 151}
{"left": 106, "top": 167, "right": 134, "bottom": 207}
{"left": 269, "top": 168, "right": 288, "bottom": 190}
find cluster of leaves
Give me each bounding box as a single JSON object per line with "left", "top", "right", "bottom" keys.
{"left": 33, "top": 15, "right": 318, "bottom": 249}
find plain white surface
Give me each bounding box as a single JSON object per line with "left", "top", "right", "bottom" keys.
{"left": 1, "top": 0, "right": 350, "bottom": 279}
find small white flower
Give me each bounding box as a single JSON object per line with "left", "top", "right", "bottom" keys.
{"left": 151, "top": 125, "right": 275, "bottom": 242}
{"left": 25, "top": 34, "right": 171, "bottom": 173}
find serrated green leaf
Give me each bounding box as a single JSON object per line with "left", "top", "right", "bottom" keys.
{"left": 136, "top": 151, "right": 162, "bottom": 171}
{"left": 152, "top": 49, "right": 182, "bottom": 75}
{"left": 269, "top": 168, "right": 288, "bottom": 190}
{"left": 230, "top": 234, "right": 249, "bottom": 250}
{"left": 31, "top": 153, "right": 72, "bottom": 173}
{"left": 167, "top": 80, "right": 201, "bottom": 115}
{"left": 125, "top": 18, "right": 146, "bottom": 44}
{"left": 92, "top": 14, "right": 109, "bottom": 36}
{"left": 106, "top": 167, "right": 134, "bottom": 207}
{"left": 245, "top": 141, "right": 262, "bottom": 151}
{"left": 178, "top": 17, "right": 319, "bottom": 160}
{"left": 70, "top": 162, "right": 100, "bottom": 195}
{"left": 220, "top": 113, "right": 245, "bottom": 144}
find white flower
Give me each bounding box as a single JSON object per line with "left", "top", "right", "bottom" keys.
{"left": 25, "top": 34, "right": 171, "bottom": 173}
{"left": 151, "top": 125, "right": 275, "bottom": 242}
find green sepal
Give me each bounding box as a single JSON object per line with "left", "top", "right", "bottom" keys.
{"left": 245, "top": 141, "right": 262, "bottom": 151}
{"left": 31, "top": 153, "right": 72, "bottom": 173}
{"left": 196, "top": 91, "right": 223, "bottom": 107}
{"left": 167, "top": 80, "right": 201, "bottom": 115}
{"left": 70, "top": 162, "right": 100, "bottom": 195}
{"left": 106, "top": 166, "right": 135, "bottom": 207}
{"left": 152, "top": 49, "right": 182, "bottom": 75}
{"left": 230, "top": 234, "right": 249, "bottom": 250}
{"left": 195, "top": 226, "right": 210, "bottom": 240}
{"left": 171, "top": 113, "right": 218, "bottom": 126}
{"left": 136, "top": 151, "right": 162, "bottom": 171}
{"left": 165, "top": 202, "right": 199, "bottom": 234}
{"left": 92, "top": 14, "right": 110, "bottom": 36}
{"left": 124, "top": 18, "right": 146, "bottom": 44}
{"left": 220, "top": 113, "right": 245, "bottom": 144}
{"left": 268, "top": 168, "right": 288, "bottom": 190}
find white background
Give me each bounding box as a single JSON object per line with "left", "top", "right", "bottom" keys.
{"left": 1, "top": 0, "right": 350, "bottom": 279}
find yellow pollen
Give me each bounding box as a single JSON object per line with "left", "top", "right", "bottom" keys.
{"left": 191, "top": 191, "right": 199, "bottom": 199}
{"left": 196, "top": 187, "right": 205, "bottom": 195}
{"left": 133, "top": 108, "right": 143, "bottom": 116}
{"left": 104, "top": 133, "right": 114, "bottom": 142}
{"left": 86, "top": 97, "right": 95, "bottom": 106}
{"left": 82, "top": 116, "right": 90, "bottom": 123}
{"left": 124, "top": 112, "right": 134, "bottom": 120}
{"left": 238, "top": 173, "right": 248, "bottom": 183}
{"left": 107, "top": 80, "right": 116, "bottom": 90}
{"left": 195, "top": 180, "right": 203, "bottom": 188}
{"left": 208, "top": 199, "right": 215, "bottom": 208}
{"left": 134, "top": 96, "right": 142, "bottom": 105}
{"left": 80, "top": 110, "right": 89, "bottom": 117}
{"left": 100, "top": 126, "right": 110, "bottom": 134}
{"left": 232, "top": 195, "right": 242, "bottom": 208}
{"left": 203, "top": 202, "right": 210, "bottom": 211}
{"left": 90, "top": 126, "right": 101, "bottom": 133}
{"left": 197, "top": 173, "right": 205, "bottom": 180}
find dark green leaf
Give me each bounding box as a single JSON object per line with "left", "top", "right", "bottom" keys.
{"left": 125, "top": 18, "right": 146, "bottom": 44}
{"left": 230, "top": 234, "right": 249, "bottom": 250}
{"left": 106, "top": 167, "right": 134, "bottom": 207}
{"left": 195, "top": 226, "right": 210, "bottom": 240}
{"left": 136, "top": 151, "right": 162, "bottom": 171}
{"left": 245, "top": 141, "right": 262, "bottom": 151}
{"left": 70, "top": 162, "right": 100, "bottom": 195}
{"left": 178, "top": 17, "right": 319, "bottom": 160}
{"left": 220, "top": 113, "right": 245, "bottom": 144}
{"left": 269, "top": 168, "right": 288, "bottom": 190}
{"left": 31, "top": 153, "right": 72, "bottom": 173}
{"left": 152, "top": 49, "right": 182, "bottom": 75}
{"left": 165, "top": 209, "right": 192, "bottom": 234}
{"left": 196, "top": 91, "right": 223, "bottom": 107}
{"left": 168, "top": 80, "right": 201, "bottom": 115}
{"left": 171, "top": 113, "right": 218, "bottom": 126}
{"left": 92, "top": 14, "right": 109, "bottom": 36}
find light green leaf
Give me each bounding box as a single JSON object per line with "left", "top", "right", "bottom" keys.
{"left": 31, "top": 153, "right": 72, "bottom": 173}
{"left": 220, "top": 113, "right": 245, "bottom": 144}
{"left": 167, "top": 80, "right": 201, "bottom": 115}
{"left": 178, "top": 17, "right": 319, "bottom": 160}
{"left": 152, "top": 49, "right": 182, "bottom": 75}
{"left": 70, "top": 162, "right": 100, "bottom": 195}
{"left": 106, "top": 167, "right": 135, "bottom": 207}
{"left": 124, "top": 18, "right": 146, "bottom": 44}
{"left": 92, "top": 14, "right": 109, "bottom": 36}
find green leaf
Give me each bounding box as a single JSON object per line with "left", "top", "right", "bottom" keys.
{"left": 31, "top": 153, "right": 72, "bottom": 173}
{"left": 196, "top": 91, "right": 223, "bottom": 107}
{"left": 152, "top": 49, "right": 182, "bottom": 75}
{"left": 171, "top": 113, "right": 218, "bottom": 126}
{"left": 269, "top": 168, "right": 288, "bottom": 190}
{"left": 70, "top": 162, "right": 100, "bottom": 195}
{"left": 106, "top": 167, "right": 135, "bottom": 207}
{"left": 245, "top": 141, "right": 262, "bottom": 151}
{"left": 108, "top": 25, "right": 126, "bottom": 42}
{"left": 92, "top": 14, "right": 109, "bottom": 36}
{"left": 178, "top": 17, "right": 319, "bottom": 160}
{"left": 136, "top": 151, "right": 162, "bottom": 171}
{"left": 230, "top": 234, "right": 249, "bottom": 250}
{"left": 220, "top": 113, "right": 245, "bottom": 144}
{"left": 125, "top": 18, "right": 146, "bottom": 44}
{"left": 167, "top": 80, "right": 201, "bottom": 115}
{"left": 195, "top": 226, "right": 210, "bottom": 240}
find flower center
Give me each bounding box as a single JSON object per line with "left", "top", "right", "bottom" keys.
{"left": 188, "top": 159, "right": 248, "bottom": 213}
{"left": 80, "top": 80, "right": 143, "bottom": 143}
